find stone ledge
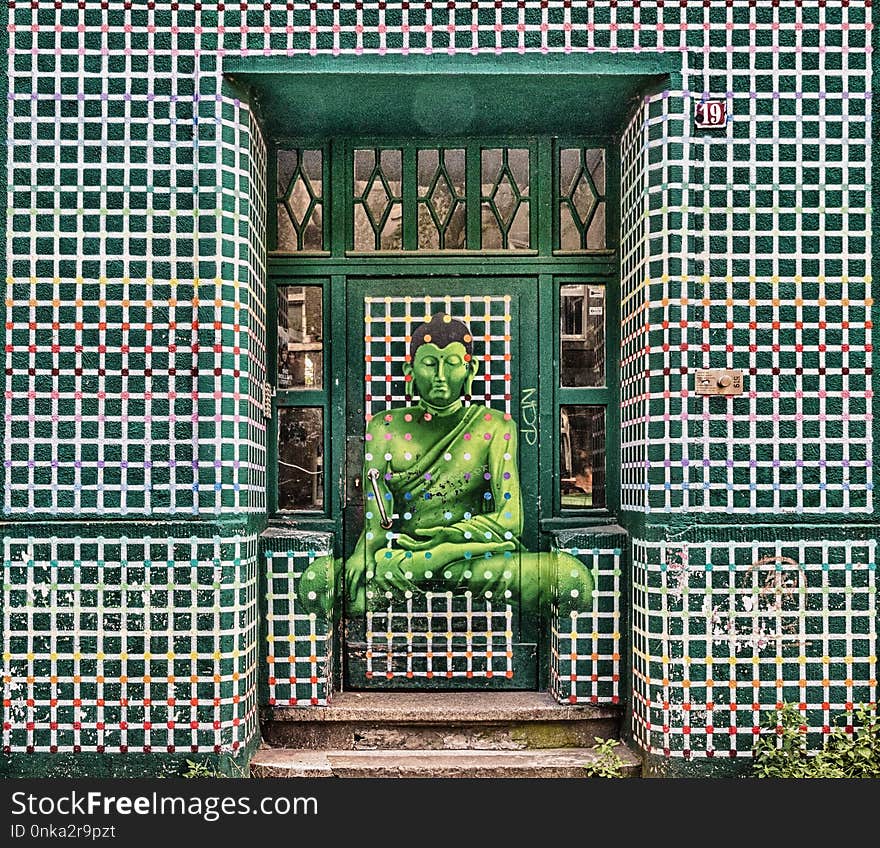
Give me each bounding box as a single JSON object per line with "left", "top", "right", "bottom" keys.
{"left": 251, "top": 744, "right": 642, "bottom": 778}
{"left": 261, "top": 691, "right": 621, "bottom": 723}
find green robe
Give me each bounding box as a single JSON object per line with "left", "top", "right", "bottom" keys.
{"left": 342, "top": 401, "right": 593, "bottom": 616}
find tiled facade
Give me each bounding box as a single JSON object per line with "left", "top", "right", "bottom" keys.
{"left": 632, "top": 534, "right": 877, "bottom": 761}
{"left": 1, "top": 2, "right": 875, "bottom": 775}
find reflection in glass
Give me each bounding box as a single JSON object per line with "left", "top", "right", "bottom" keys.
{"left": 417, "top": 148, "right": 466, "bottom": 249}
{"left": 561, "top": 284, "right": 605, "bottom": 387}
{"left": 560, "top": 406, "right": 606, "bottom": 509}
{"left": 481, "top": 148, "right": 530, "bottom": 250}
{"left": 353, "top": 148, "right": 403, "bottom": 250}
{"left": 559, "top": 147, "right": 606, "bottom": 251}
{"left": 278, "top": 407, "right": 324, "bottom": 511}
{"left": 275, "top": 148, "right": 324, "bottom": 252}
{"left": 277, "top": 286, "right": 323, "bottom": 389}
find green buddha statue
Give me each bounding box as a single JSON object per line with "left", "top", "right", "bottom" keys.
{"left": 340, "top": 312, "right": 594, "bottom": 618}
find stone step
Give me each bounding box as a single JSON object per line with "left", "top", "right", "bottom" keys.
{"left": 251, "top": 744, "right": 642, "bottom": 778}
{"left": 260, "top": 691, "right": 621, "bottom": 751}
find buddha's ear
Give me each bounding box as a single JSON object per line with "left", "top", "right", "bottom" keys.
{"left": 464, "top": 357, "right": 479, "bottom": 396}
{"left": 402, "top": 361, "right": 414, "bottom": 399}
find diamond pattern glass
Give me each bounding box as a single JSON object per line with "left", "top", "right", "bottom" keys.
{"left": 417, "top": 148, "right": 466, "bottom": 249}
{"left": 481, "top": 148, "right": 531, "bottom": 250}
{"left": 353, "top": 148, "right": 403, "bottom": 250}
{"left": 559, "top": 148, "right": 606, "bottom": 251}
{"left": 275, "top": 148, "right": 324, "bottom": 252}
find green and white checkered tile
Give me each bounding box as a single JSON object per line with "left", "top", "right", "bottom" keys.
{"left": 632, "top": 536, "right": 877, "bottom": 758}
{"left": 2, "top": 530, "right": 259, "bottom": 753}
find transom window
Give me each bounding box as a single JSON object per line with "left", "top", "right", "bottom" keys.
{"left": 271, "top": 140, "right": 611, "bottom": 255}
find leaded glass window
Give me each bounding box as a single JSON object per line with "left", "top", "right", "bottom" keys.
{"left": 417, "top": 148, "right": 466, "bottom": 250}
{"left": 353, "top": 148, "right": 403, "bottom": 251}
{"left": 275, "top": 147, "right": 324, "bottom": 252}
{"left": 559, "top": 147, "right": 606, "bottom": 251}
{"left": 480, "top": 148, "right": 531, "bottom": 250}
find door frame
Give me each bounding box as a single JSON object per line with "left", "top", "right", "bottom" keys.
{"left": 267, "top": 257, "right": 620, "bottom": 691}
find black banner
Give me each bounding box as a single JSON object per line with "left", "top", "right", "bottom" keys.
{"left": 0, "top": 777, "right": 856, "bottom": 844}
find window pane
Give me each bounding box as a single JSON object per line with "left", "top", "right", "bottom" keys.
{"left": 481, "top": 148, "right": 530, "bottom": 250}
{"left": 278, "top": 285, "right": 323, "bottom": 389}
{"left": 560, "top": 406, "right": 606, "bottom": 509}
{"left": 353, "top": 148, "right": 403, "bottom": 250}
{"left": 278, "top": 407, "right": 324, "bottom": 511}
{"left": 559, "top": 147, "right": 606, "bottom": 251}
{"left": 417, "top": 148, "right": 466, "bottom": 249}
{"left": 275, "top": 147, "right": 324, "bottom": 252}
{"left": 561, "top": 284, "right": 605, "bottom": 387}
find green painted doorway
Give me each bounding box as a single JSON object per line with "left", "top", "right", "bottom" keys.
{"left": 267, "top": 133, "right": 622, "bottom": 693}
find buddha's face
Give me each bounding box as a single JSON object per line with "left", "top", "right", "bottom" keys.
{"left": 407, "top": 341, "right": 476, "bottom": 408}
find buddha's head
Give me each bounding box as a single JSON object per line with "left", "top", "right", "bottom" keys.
{"left": 404, "top": 313, "right": 479, "bottom": 409}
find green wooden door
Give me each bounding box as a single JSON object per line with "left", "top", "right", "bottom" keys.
{"left": 343, "top": 276, "right": 541, "bottom": 689}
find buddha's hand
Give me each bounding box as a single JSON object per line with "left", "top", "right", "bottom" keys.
{"left": 370, "top": 540, "right": 517, "bottom": 598}
{"left": 370, "top": 548, "right": 425, "bottom": 595}
{"left": 395, "top": 526, "right": 462, "bottom": 550}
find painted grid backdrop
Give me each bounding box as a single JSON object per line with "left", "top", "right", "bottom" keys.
{"left": 362, "top": 293, "right": 515, "bottom": 679}
{"left": 363, "top": 294, "right": 512, "bottom": 420}
{"left": 366, "top": 596, "right": 515, "bottom": 680}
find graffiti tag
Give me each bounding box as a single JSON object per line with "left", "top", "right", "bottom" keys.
{"left": 520, "top": 387, "right": 538, "bottom": 446}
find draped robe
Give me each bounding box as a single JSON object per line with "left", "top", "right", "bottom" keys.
{"left": 341, "top": 401, "right": 593, "bottom": 616}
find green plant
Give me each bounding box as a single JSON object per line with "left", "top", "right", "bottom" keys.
{"left": 752, "top": 702, "right": 880, "bottom": 778}
{"left": 180, "top": 758, "right": 250, "bottom": 779}
{"left": 181, "top": 759, "right": 227, "bottom": 779}
{"left": 583, "top": 736, "right": 627, "bottom": 778}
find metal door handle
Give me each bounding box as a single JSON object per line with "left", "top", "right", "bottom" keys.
{"left": 367, "top": 468, "right": 393, "bottom": 529}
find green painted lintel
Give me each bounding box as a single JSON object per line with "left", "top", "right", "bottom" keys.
{"left": 224, "top": 52, "right": 681, "bottom": 78}
{"left": 225, "top": 54, "right": 677, "bottom": 139}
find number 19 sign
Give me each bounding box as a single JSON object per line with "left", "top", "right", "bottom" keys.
{"left": 695, "top": 99, "right": 728, "bottom": 130}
